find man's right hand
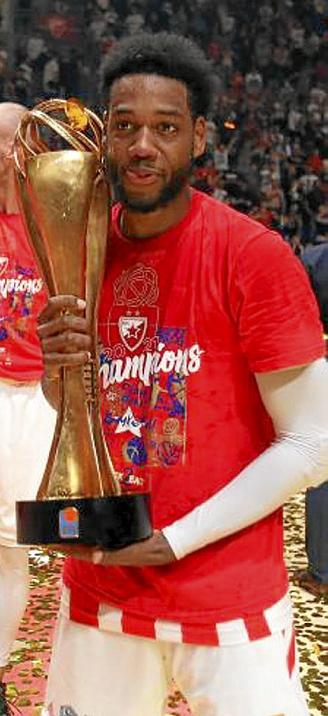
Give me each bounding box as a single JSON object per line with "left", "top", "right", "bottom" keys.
{"left": 37, "top": 295, "right": 92, "bottom": 369}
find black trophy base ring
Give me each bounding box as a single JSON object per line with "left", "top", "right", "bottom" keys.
{"left": 16, "top": 493, "right": 152, "bottom": 549}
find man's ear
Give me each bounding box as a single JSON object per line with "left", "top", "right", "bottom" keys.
{"left": 192, "top": 116, "right": 207, "bottom": 159}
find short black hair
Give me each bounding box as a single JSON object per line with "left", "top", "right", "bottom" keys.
{"left": 103, "top": 32, "right": 216, "bottom": 118}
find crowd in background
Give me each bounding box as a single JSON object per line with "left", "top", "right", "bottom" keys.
{"left": 0, "top": 0, "right": 327, "bottom": 248}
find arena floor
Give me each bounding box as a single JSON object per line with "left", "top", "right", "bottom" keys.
{"left": 5, "top": 492, "right": 328, "bottom": 715}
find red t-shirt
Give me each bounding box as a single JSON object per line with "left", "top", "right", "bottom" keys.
{"left": 0, "top": 213, "right": 46, "bottom": 381}
{"left": 64, "top": 190, "right": 324, "bottom": 643}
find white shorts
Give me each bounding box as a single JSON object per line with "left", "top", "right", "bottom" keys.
{"left": 44, "top": 609, "right": 309, "bottom": 716}
{"left": 0, "top": 380, "right": 56, "bottom": 546}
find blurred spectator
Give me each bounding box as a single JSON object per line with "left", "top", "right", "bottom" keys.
{"left": 1, "top": 0, "right": 326, "bottom": 246}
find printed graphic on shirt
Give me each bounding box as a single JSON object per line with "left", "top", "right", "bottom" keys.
{"left": 99, "top": 263, "right": 204, "bottom": 489}
{"left": 0, "top": 254, "right": 44, "bottom": 367}
{"left": 0, "top": 255, "right": 43, "bottom": 362}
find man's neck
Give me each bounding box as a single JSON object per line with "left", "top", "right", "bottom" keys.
{"left": 120, "top": 187, "right": 191, "bottom": 239}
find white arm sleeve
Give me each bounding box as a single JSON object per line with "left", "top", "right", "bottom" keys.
{"left": 163, "top": 357, "right": 328, "bottom": 560}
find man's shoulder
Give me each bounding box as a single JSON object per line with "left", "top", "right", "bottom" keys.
{"left": 194, "top": 190, "right": 280, "bottom": 253}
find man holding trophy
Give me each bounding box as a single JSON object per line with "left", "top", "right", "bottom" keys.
{"left": 15, "top": 32, "right": 328, "bottom": 716}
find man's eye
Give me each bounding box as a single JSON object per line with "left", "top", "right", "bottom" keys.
{"left": 116, "top": 120, "right": 134, "bottom": 131}
{"left": 157, "top": 123, "right": 177, "bottom": 134}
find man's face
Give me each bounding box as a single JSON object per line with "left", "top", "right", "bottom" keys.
{"left": 105, "top": 74, "right": 206, "bottom": 213}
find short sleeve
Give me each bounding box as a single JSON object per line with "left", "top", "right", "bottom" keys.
{"left": 230, "top": 230, "right": 325, "bottom": 372}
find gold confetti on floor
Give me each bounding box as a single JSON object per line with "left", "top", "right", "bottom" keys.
{"left": 284, "top": 494, "right": 328, "bottom": 716}
{"left": 5, "top": 492, "right": 328, "bottom": 715}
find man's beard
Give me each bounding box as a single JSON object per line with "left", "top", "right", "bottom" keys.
{"left": 105, "top": 158, "right": 192, "bottom": 213}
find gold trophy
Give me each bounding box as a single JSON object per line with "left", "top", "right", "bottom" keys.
{"left": 14, "top": 99, "right": 152, "bottom": 548}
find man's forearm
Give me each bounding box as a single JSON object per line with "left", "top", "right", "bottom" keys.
{"left": 163, "top": 429, "right": 328, "bottom": 560}
{"left": 163, "top": 358, "right": 328, "bottom": 560}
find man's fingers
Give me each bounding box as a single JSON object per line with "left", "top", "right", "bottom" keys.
{"left": 38, "top": 295, "right": 86, "bottom": 324}
{"left": 54, "top": 545, "right": 104, "bottom": 562}
{"left": 37, "top": 297, "right": 91, "bottom": 369}
{"left": 42, "top": 331, "right": 91, "bottom": 354}
{"left": 37, "top": 313, "right": 88, "bottom": 339}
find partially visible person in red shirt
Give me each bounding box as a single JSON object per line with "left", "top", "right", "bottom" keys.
{"left": 0, "top": 102, "right": 55, "bottom": 715}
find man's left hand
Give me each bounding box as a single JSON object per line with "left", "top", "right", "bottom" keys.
{"left": 56, "top": 530, "right": 176, "bottom": 567}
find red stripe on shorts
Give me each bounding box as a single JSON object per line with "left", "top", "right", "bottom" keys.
{"left": 181, "top": 623, "right": 219, "bottom": 646}
{"left": 244, "top": 613, "right": 271, "bottom": 641}
{"left": 69, "top": 584, "right": 99, "bottom": 627}
{"left": 122, "top": 612, "right": 156, "bottom": 639}
{"left": 287, "top": 628, "right": 296, "bottom": 676}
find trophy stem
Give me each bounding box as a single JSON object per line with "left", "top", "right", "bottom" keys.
{"left": 37, "top": 366, "right": 110, "bottom": 499}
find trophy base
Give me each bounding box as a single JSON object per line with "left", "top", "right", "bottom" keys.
{"left": 16, "top": 494, "right": 152, "bottom": 549}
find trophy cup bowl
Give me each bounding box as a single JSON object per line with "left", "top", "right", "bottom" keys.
{"left": 14, "top": 99, "right": 152, "bottom": 548}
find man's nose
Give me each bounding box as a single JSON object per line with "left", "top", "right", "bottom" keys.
{"left": 128, "top": 127, "right": 157, "bottom": 159}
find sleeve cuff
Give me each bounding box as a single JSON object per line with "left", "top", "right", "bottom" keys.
{"left": 162, "top": 524, "right": 189, "bottom": 561}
